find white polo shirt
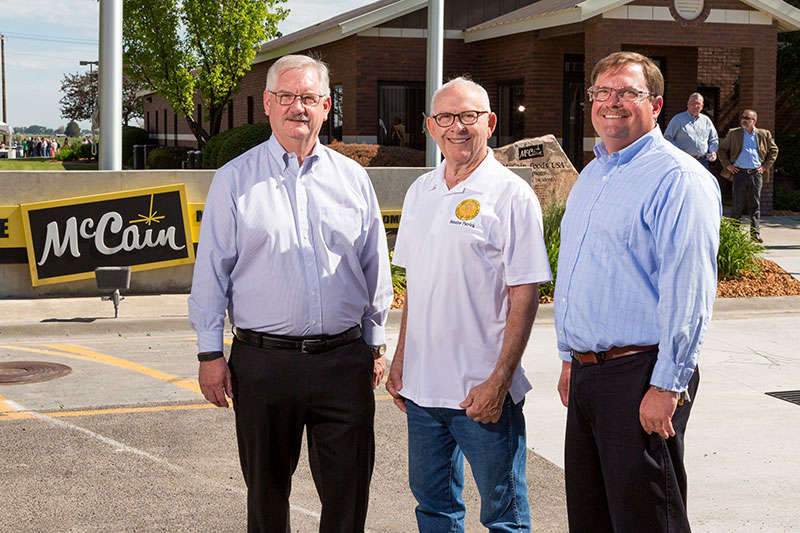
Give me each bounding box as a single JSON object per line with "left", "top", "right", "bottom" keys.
{"left": 392, "top": 150, "right": 552, "bottom": 409}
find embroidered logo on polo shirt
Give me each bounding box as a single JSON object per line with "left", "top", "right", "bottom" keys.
{"left": 455, "top": 199, "right": 480, "bottom": 221}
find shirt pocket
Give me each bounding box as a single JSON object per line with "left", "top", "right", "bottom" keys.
{"left": 319, "top": 206, "right": 362, "bottom": 250}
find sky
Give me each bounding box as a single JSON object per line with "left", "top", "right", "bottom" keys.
{"left": 0, "top": 0, "right": 375, "bottom": 131}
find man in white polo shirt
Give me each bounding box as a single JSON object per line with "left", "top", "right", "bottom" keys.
{"left": 386, "top": 77, "right": 551, "bottom": 531}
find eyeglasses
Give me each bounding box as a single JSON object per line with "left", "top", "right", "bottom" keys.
{"left": 741, "top": 115, "right": 756, "bottom": 121}
{"left": 587, "top": 86, "right": 653, "bottom": 104}
{"left": 268, "top": 91, "right": 326, "bottom": 107}
{"left": 430, "top": 110, "right": 489, "bottom": 127}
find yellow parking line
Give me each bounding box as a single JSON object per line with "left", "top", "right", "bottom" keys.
{"left": 44, "top": 344, "right": 203, "bottom": 395}
{"left": 43, "top": 402, "right": 219, "bottom": 418}
{"left": 0, "top": 344, "right": 201, "bottom": 395}
{"left": 0, "top": 392, "right": 34, "bottom": 420}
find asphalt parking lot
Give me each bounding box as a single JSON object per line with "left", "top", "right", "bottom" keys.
{"left": 0, "top": 323, "right": 567, "bottom": 532}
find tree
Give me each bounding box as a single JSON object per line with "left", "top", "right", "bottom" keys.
{"left": 123, "top": 0, "right": 288, "bottom": 147}
{"left": 59, "top": 70, "right": 144, "bottom": 126}
{"left": 65, "top": 121, "right": 81, "bottom": 138}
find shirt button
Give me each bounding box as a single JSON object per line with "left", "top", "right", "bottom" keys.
{"left": 602, "top": 175, "right": 608, "bottom": 181}
{"left": 312, "top": 291, "right": 316, "bottom": 296}
{"left": 559, "top": 330, "right": 564, "bottom": 335}
{"left": 308, "top": 262, "right": 313, "bottom": 268}
{"left": 313, "top": 320, "right": 317, "bottom": 325}
{"left": 561, "top": 298, "right": 566, "bottom": 303}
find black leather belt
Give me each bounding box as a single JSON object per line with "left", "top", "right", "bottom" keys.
{"left": 233, "top": 325, "right": 362, "bottom": 354}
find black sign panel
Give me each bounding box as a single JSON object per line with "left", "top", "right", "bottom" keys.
{"left": 517, "top": 144, "right": 544, "bottom": 160}
{"left": 21, "top": 185, "right": 194, "bottom": 286}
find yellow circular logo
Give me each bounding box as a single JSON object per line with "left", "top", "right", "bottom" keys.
{"left": 455, "top": 199, "right": 480, "bottom": 221}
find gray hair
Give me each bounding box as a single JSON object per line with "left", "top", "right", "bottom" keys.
{"left": 266, "top": 54, "right": 330, "bottom": 97}
{"left": 431, "top": 76, "right": 491, "bottom": 114}
{"left": 688, "top": 92, "right": 704, "bottom": 103}
{"left": 743, "top": 108, "right": 758, "bottom": 120}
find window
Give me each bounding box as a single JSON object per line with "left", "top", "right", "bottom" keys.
{"left": 155, "top": 110, "right": 159, "bottom": 143}
{"left": 228, "top": 101, "right": 234, "bottom": 130}
{"left": 497, "top": 80, "right": 525, "bottom": 146}
{"left": 325, "top": 84, "right": 343, "bottom": 143}
{"left": 196, "top": 104, "right": 202, "bottom": 125}
{"left": 163, "top": 109, "right": 168, "bottom": 145}
{"left": 145, "top": 111, "right": 150, "bottom": 132}
{"left": 247, "top": 96, "right": 254, "bottom": 124}
{"left": 698, "top": 87, "right": 719, "bottom": 123}
{"left": 378, "top": 82, "right": 425, "bottom": 150}
{"left": 562, "top": 55, "right": 585, "bottom": 170}
{"left": 173, "top": 113, "right": 178, "bottom": 146}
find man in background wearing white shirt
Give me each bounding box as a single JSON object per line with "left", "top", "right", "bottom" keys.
{"left": 189, "top": 54, "right": 393, "bottom": 533}
{"left": 386, "top": 77, "right": 551, "bottom": 531}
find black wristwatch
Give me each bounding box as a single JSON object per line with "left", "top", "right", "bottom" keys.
{"left": 369, "top": 344, "right": 387, "bottom": 357}
{"left": 197, "top": 351, "right": 224, "bottom": 362}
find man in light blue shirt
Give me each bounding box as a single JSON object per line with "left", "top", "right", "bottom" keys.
{"left": 663, "top": 92, "right": 719, "bottom": 169}
{"left": 189, "top": 54, "right": 393, "bottom": 532}
{"left": 555, "top": 52, "right": 721, "bottom": 533}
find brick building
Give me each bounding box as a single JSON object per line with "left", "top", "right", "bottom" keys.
{"left": 142, "top": 0, "right": 800, "bottom": 211}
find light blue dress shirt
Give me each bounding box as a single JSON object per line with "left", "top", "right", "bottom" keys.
{"left": 189, "top": 135, "right": 393, "bottom": 353}
{"left": 554, "top": 128, "right": 721, "bottom": 392}
{"left": 663, "top": 110, "right": 719, "bottom": 157}
{"left": 733, "top": 129, "right": 762, "bottom": 169}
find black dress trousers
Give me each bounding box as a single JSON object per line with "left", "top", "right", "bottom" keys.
{"left": 228, "top": 337, "right": 376, "bottom": 533}
{"left": 564, "top": 350, "right": 700, "bottom": 533}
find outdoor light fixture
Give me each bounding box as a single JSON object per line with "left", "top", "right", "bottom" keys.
{"left": 94, "top": 266, "right": 131, "bottom": 318}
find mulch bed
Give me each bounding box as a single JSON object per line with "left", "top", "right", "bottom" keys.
{"left": 391, "top": 259, "right": 800, "bottom": 308}
{"left": 717, "top": 259, "right": 800, "bottom": 298}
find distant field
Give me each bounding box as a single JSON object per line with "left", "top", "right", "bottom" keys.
{"left": 0, "top": 159, "right": 98, "bottom": 170}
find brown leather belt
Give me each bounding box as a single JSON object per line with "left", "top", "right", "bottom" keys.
{"left": 233, "top": 325, "right": 362, "bottom": 354}
{"left": 571, "top": 345, "right": 658, "bottom": 366}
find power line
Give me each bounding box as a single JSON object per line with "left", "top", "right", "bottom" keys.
{"left": 0, "top": 30, "right": 97, "bottom": 46}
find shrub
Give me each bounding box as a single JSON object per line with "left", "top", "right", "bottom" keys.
{"left": 201, "top": 127, "right": 237, "bottom": 169}
{"left": 773, "top": 185, "right": 800, "bottom": 212}
{"left": 148, "top": 146, "right": 191, "bottom": 169}
{"left": 122, "top": 125, "right": 151, "bottom": 165}
{"left": 538, "top": 200, "right": 566, "bottom": 299}
{"left": 77, "top": 142, "right": 97, "bottom": 160}
{"left": 717, "top": 217, "right": 764, "bottom": 278}
{"left": 55, "top": 140, "right": 79, "bottom": 161}
{"left": 328, "top": 141, "right": 425, "bottom": 167}
{"left": 215, "top": 122, "right": 272, "bottom": 168}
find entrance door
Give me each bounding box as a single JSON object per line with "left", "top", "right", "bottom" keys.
{"left": 562, "top": 55, "right": 585, "bottom": 170}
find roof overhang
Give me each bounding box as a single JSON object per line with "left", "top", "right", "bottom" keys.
{"left": 255, "top": 0, "right": 427, "bottom": 63}
{"left": 465, "top": 0, "right": 800, "bottom": 42}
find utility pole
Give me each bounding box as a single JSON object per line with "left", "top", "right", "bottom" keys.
{"left": 1, "top": 35, "right": 7, "bottom": 145}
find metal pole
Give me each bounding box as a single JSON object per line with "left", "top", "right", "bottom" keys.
{"left": 425, "top": 0, "right": 444, "bottom": 167}
{"left": 99, "top": 0, "right": 122, "bottom": 170}
{"left": 1, "top": 35, "right": 7, "bottom": 145}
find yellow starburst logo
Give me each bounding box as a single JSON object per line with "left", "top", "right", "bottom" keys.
{"left": 455, "top": 199, "right": 480, "bottom": 221}
{"left": 129, "top": 194, "right": 166, "bottom": 226}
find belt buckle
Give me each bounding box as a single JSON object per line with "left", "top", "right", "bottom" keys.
{"left": 301, "top": 339, "right": 327, "bottom": 354}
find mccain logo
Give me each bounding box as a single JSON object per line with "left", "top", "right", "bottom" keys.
{"left": 21, "top": 185, "right": 195, "bottom": 286}
{"left": 517, "top": 144, "right": 544, "bottom": 161}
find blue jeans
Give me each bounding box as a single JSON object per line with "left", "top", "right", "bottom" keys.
{"left": 406, "top": 397, "right": 530, "bottom": 532}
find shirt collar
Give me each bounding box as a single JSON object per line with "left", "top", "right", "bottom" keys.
{"left": 429, "top": 149, "right": 496, "bottom": 194}
{"left": 593, "top": 126, "right": 663, "bottom": 166}
{"left": 266, "top": 134, "right": 321, "bottom": 172}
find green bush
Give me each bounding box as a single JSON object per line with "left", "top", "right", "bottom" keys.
{"left": 215, "top": 122, "right": 272, "bottom": 168}
{"left": 717, "top": 217, "right": 764, "bottom": 278}
{"left": 77, "top": 142, "right": 97, "bottom": 160}
{"left": 55, "top": 140, "right": 79, "bottom": 161}
{"left": 773, "top": 185, "right": 800, "bottom": 212}
{"left": 201, "top": 128, "right": 237, "bottom": 169}
{"left": 122, "top": 125, "right": 151, "bottom": 165}
{"left": 538, "top": 200, "right": 566, "bottom": 299}
{"left": 148, "top": 146, "right": 191, "bottom": 169}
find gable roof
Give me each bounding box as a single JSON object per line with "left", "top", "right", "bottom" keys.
{"left": 464, "top": 0, "right": 800, "bottom": 41}
{"left": 255, "top": 0, "right": 427, "bottom": 62}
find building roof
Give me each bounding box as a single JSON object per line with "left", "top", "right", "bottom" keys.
{"left": 464, "top": 0, "right": 800, "bottom": 41}
{"left": 255, "top": 0, "right": 427, "bottom": 62}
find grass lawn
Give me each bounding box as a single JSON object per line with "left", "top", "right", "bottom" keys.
{"left": 0, "top": 159, "right": 98, "bottom": 171}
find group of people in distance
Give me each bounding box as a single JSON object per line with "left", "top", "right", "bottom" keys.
{"left": 189, "top": 52, "right": 774, "bottom": 532}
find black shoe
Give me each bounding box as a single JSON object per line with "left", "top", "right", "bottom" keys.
{"left": 751, "top": 232, "right": 763, "bottom": 243}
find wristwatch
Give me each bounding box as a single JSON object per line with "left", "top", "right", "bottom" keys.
{"left": 369, "top": 344, "right": 387, "bottom": 357}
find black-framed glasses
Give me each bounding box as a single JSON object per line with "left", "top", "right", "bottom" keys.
{"left": 587, "top": 85, "right": 652, "bottom": 104}
{"left": 430, "top": 110, "right": 489, "bottom": 127}
{"left": 741, "top": 115, "right": 756, "bottom": 121}
{"left": 268, "top": 91, "right": 326, "bottom": 107}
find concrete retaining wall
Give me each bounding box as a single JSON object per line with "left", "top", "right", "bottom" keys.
{"left": 0, "top": 167, "right": 530, "bottom": 298}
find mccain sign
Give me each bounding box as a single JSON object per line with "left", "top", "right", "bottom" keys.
{"left": 20, "top": 184, "right": 195, "bottom": 286}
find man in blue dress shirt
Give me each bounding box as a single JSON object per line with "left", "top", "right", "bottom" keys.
{"left": 189, "top": 54, "right": 393, "bottom": 532}
{"left": 663, "top": 92, "right": 719, "bottom": 169}
{"left": 718, "top": 109, "right": 779, "bottom": 243}
{"left": 554, "top": 52, "right": 721, "bottom": 532}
